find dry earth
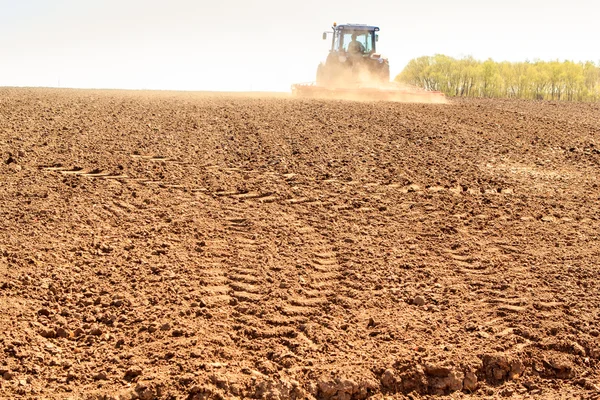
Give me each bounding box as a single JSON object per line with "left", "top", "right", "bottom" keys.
{"left": 1, "top": 88, "right": 599, "bottom": 399}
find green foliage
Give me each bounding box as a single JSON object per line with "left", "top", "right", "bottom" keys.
{"left": 396, "top": 55, "right": 600, "bottom": 101}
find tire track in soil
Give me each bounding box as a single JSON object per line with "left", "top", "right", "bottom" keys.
{"left": 196, "top": 259, "right": 232, "bottom": 309}
{"left": 439, "top": 244, "right": 539, "bottom": 346}
{"left": 217, "top": 206, "right": 283, "bottom": 354}
{"left": 40, "top": 165, "right": 128, "bottom": 179}
{"left": 35, "top": 160, "right": 523, "bottom": 361}
{"left": 283, "top": 221, "right": 336, "bottom": 320}
{"left": 190, "top": 205, "right": 269, "bottom": 316}
{"left": 38, "top": 159, "right": 516, "bottom": 208}
{"left": 224, "top": 216, "right": 267, "bottom": 306}
{"left": 206, "top": 195, "right": 343, "bottom": 366}
{"left": 38, "top": 160, "right": 522, "bottom": 366}
{"left": 268, "top": 207, "right": 358, "bottom": 362}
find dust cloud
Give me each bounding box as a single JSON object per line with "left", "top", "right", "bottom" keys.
{"left": 292, "top": 62, "right": 448, "bottom": 104}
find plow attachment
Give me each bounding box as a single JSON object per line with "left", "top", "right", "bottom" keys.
{"left": 291, "top": 83, "right": 447, "bottom": 104}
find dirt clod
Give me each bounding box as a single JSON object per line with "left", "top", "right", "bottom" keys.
{"left": 413, "top": 296, "right": 426, "bottom": 306}
{"left": 93, "top": 371, "right": 108, "bottom": 381}
{"left": 124, "top": 366, "right": 143, "bottom": 380}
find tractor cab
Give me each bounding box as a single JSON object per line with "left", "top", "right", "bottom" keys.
{"left": 323, "top": 23, "right": 380, "bottom": 56}
{"left": 314, "top": 22, "right": 389, "bottom": 88}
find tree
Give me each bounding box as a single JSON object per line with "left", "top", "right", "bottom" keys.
{"left": 396, "top": 56, "right": 600, "bottom": 102}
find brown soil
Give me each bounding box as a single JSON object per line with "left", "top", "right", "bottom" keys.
{"left": 1, "top": 88, "right": 599, "bottom": 399}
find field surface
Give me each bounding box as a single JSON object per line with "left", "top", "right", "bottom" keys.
{"left": 1, "top": 88, "right": 599, "bottom": 399}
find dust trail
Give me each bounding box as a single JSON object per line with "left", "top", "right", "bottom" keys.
{"left": 292, "top": 81, "right": 448, "bottom": 104}
{"left": 293, "top": 63, "right": 447, "bottom": 104}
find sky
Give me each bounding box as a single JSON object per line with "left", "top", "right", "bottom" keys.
{"left": 0, "top": 0, "right": 597, "bottom": 92}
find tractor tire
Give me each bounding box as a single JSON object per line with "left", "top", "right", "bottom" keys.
{"left": 381, "top": 63, "right": 390, "bottom": 84}
{"left": 316, "top": 64, "right": 325, "bottom": 86}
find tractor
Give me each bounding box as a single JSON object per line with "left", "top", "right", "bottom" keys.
{"left": 317, "top": 23, "right": 390, "bottom": 88}
{"left": 291, "top": 23, "right": 446, "bottom": 103}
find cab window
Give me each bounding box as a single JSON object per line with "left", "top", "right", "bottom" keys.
{"left": 341, "top": 31, "right": 373, "bottom": 53}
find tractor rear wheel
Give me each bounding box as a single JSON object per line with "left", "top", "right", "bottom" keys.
{"left": 316, "top": 64, "right": 325, "bottom": 86}
{"left": 381, "top": 63, "right": 390, "bottom": 83}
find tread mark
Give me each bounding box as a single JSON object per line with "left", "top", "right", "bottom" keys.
{"left": 232, "top": 291, "right": 263, "bottom": 302}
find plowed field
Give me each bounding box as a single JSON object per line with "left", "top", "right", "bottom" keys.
{"left": 1, "top": 88, "right": 599, "bottom": 399}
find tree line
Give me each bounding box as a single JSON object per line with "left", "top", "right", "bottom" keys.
{"left": 396, "top": 55, "right": 600, "bottom": 101}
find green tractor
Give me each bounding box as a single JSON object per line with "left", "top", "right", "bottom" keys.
{"left": 317, "top": 23, "right": 390, "bottom": 88}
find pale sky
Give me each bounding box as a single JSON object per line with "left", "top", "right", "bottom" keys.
{"left": 0, "top": 0, "right": 597, "bottom": 92}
